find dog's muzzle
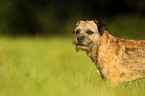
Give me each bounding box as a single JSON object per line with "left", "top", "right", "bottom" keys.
{"left": 73, "top": 36, "right": 85, "bottom": 46}
{"left": 73, "top": 36, "right": 92, "bottom": 52}
{"left": 77, "top": 36, "right": 85, "bottom": 43}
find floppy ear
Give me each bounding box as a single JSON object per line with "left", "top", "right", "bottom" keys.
{"left": 76, "top": 20, "right": 81, "bottom": 26}
{"left": 93, "top": 20, "right": 106, "bottom": 36}
{"left": 73, "top": 20, "right": 81, "bottom": 34}
{"left": 74, "top": 20, "right": 81, "bottom": 29}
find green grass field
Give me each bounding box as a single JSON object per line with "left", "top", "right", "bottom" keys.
{"left": 0, "top": 37, "right": 145, "bottom": 96}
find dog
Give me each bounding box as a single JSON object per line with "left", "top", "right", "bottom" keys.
{"left": 73, "top": 20, "right": 145, "bottom": 85}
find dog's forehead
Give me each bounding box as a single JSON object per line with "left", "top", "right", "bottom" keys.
{"left": 76, "top": 21, "right": 97, "bottom": 31}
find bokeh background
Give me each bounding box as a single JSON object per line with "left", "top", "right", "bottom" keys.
{"left": 0, "top": 0, "right": 145, "bottom": 39}
{"left": 0, "top": 0, "right": 145, "bottom": 96}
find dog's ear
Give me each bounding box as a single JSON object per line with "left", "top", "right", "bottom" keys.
{"left": 74, "top": 20, "right": 81, "bottom": 29}
{"left": 76, "top": 20, "right": 81, "bottom": 26}
{"left": 93, "top": 20, "right": 106, "bottom": 36}
{"left": 73, "top": 20, "right": 81, "bottom": 34}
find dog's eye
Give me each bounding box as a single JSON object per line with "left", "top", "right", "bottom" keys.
{"left": 76, "top": 30, "right": 80, "bottom": 34}
{"left": 86, "top": 30, "right": 94, "bottom": 35}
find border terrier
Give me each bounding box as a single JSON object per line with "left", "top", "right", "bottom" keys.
{"left": 73, "top": 20, "right": 145, "bottom": 84}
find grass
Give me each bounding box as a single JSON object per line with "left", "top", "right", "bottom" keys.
{"left": 0, "top": 37, "right": 144, "bottom": 96}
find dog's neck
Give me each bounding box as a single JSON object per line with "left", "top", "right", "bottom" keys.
{"left": 86, "top": 38, "right": 101, "bottom": 63}
{"left": 86, "top": 30, "right": 109, "bottom": 63}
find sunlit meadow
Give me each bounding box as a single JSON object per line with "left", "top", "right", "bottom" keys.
{"left": 0, "top": 36, "right": 144, "bottom": 96}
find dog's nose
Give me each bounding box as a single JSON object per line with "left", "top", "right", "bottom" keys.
{"left": 77, "top": 36, "right": 85, "bottom": 42}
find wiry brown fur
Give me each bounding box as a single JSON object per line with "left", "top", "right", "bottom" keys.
{"left": 73, "top": 20, "right": 145, "bottom": 85}
{"left": 97, "top": 31, "right": 145, "bottom": 83}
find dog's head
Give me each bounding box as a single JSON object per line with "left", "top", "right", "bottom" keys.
{"left": 73, "top": 20, "right": 106, "bottom": 52}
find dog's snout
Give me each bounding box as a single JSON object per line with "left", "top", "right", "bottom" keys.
{"left": 77, "top": 36, "right": 85, "bottom": 42}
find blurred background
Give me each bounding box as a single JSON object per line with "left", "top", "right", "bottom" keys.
{"left": 0, "top": 0, "right": 145, "bottom": 39}
{"left": 0, "top": 1, "right": 145, "bottom": 95}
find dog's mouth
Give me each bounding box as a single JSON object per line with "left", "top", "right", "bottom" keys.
{"left": 76, "top": 44, "right": 88, "bottom": 52}
{"left": 73, "top": 40, "right": 89, "bottom": 52}
{"left": 76, "top": 42, "right": 85, "bottom": 46}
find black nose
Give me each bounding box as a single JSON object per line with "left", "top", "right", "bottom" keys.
{"left": 77, "top": 36, "right": 85, "bottom": 42}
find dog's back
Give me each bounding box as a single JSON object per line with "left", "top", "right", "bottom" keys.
{"left": 98, "top": 30, "right": 145, "bottom": 82}
{"left": 120, "top": 39, "right": 145, "bottom": 81}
